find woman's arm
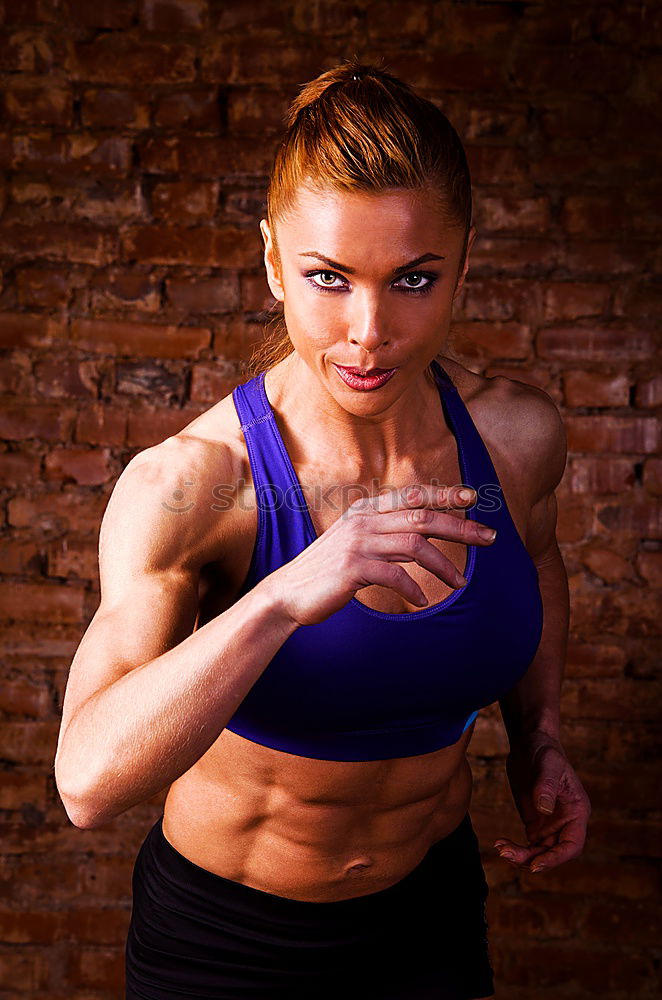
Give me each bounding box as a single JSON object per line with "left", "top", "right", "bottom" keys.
{"left": 54, "top": 439, "right": 298, "bottom": 830}
{"left": 494, "top": 386, "right": 590, "bottom": 873}
{"left": 499, "top": 492, "right": 568, "bottom": 750}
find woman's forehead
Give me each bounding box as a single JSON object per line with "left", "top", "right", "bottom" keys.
{"left": 278, "top": 185, "right": 455, "bottom": 243}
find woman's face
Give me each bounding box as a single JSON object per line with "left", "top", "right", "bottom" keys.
{"left": 260, "top": 184, "right": 476, "bottom": 398}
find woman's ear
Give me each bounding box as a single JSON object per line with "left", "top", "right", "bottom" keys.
{"left": 260, "top": 219, "right": 285, "bottom": 302}
{"left": 453, "top": 224, "right": 477, "bottom": 299}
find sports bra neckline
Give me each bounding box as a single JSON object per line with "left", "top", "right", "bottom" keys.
{"left": 254, "top": 358, "right": 479, "bottom": 621}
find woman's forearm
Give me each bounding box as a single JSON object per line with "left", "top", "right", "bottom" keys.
{"left": 499, "top": 544, "right": 569, "bottom": 746}
{"left": 57, "top": 578, "right": 298, "bottom": 828}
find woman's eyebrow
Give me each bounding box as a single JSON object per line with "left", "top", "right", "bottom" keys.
{"left": 298, "top": 251, "right": 446, "bottom": 275}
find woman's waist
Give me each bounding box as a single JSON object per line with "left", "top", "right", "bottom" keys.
{"left": 161, "top": 751, "right": 473, "bottom": 902}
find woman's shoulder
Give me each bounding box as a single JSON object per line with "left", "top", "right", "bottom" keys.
{"left": 441, "top": 356, "right": 567, "bottom": 503}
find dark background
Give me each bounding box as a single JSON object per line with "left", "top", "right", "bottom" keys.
{"left": 0, "top": 0, "right": 660, "bottom": 996}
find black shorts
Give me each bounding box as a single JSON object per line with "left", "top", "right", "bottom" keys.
{"left": 125, "top": 811, "right": 494, "bottom": 1000}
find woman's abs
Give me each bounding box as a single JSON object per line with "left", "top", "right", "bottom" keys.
{"left": 160, "top": 725, "right": 474, "bottom": 902}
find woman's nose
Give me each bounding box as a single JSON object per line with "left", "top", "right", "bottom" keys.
{"left": 347, "top": 303, "right": 389, "bottom": 351}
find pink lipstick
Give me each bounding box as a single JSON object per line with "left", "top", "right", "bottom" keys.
{"left": 333, "top": 364, "right": 398, "bottom": 391}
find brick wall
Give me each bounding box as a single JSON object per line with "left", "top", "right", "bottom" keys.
{"left": 0, "top": 0, "right": 660, "bottom": 997}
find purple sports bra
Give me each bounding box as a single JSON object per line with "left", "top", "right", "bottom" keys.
{"left": 224, "top": 359, "right": 543, "bottom": 761}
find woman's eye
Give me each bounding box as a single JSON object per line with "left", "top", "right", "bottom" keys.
{"left": 395, "top": 273, "right": 432, "bottom": 291}
{"left": 310, "top": 270, "right": 343, "bottom": 289}
{"left": 304, "top": 270, "right": 437, "bottom": 295}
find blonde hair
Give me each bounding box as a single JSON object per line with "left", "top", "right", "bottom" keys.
{"left": 244, "top": 57, "right": 473, "bottom": 383}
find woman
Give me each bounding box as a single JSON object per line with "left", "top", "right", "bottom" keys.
{"left": 54, "top": 60, "right": 590, "bottom": 999}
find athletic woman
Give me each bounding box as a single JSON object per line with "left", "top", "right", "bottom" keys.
{"left": 55, "top": 60, "right": 591, "bottom": 999}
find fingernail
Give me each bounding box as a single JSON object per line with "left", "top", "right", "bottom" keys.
{"left": 477, "top": 526, "right": 496, "bottom": 541}
{"left": 530, "top": 863, "right": 546, "bottom": 873}
{"left": 458, "top": 488, "right": 474, "bottom": 502}
{"left": 538, "top": 797, "right": 554, "bottom": 813}
{"left": 499, "top": 850, "right": 515, "bottom": 860}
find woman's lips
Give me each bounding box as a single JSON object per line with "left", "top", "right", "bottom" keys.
{"left": 333, "top": 364, "right": 398, "bottom": 391}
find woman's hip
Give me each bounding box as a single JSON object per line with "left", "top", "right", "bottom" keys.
{"left": 125, "top": 811, "right": 494, "bottom": 1000}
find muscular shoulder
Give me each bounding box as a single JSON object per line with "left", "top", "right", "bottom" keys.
{"left": 441, "top": 357, "right": 567, "bottom": 507}
{"left": 105, "top": 398, "right": 245, "bottom": 575}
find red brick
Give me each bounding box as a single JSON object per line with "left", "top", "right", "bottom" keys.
{"left": 580, "top": 545, "right": 634, "bottom": 585}
{"left": 613, "top": 280, "right": 662, "bottom": 320}
{"left": 126, "top": 403, "right": 207, "bottom": 447}
{"left": 582, "top": 898, "right": 662, "bottom": 947}
{"left": 469, "top": 235, "right": 561, "bottom": 274}
{"left": 0, "top": 451, "right": 42, "bottom": 485}
{"left": 542, "top": 281, "right": 610, "bottom": 320}
{"left": 122, "top": 224, "right": 261, "bottom": 268}
{"left": 66, "top": 944, "right": 124, "bottom": 988}
{"left": 9, "top": 132, "right": 132, "bottom": 176}
{"left": 61, "top": 178, "right": 144, "bottom": 223}
{"left": 635, "top": 374, "right": 662, "bottom": 408}
{"left": 81, "top": 88, "right": 150, "bottom": 130}
{"left": 212, "top": 317, "right": 253, "bottom": 357}
{"left": 15, "top": 266, "right": 71, "bottom": 308}
{"left": 0, "top": 354, "right": 31, "bottom": 393}
{"left": 0, "top": 949, "right": 49, "bottom": 991}
{"left": 34, "top": 358, "right": 99, "bottom": 398}
{"left": 0, "top": 678, "right": 51, "bottom": 717}
{"left": 474, "top": 195, "right": 550, "bottom": 234}
{"left": 560, "top": 192, "right": 629, "bottom": 235}
{"left": 556, "top": 497, "right": 593, "bottom": 542}
{"left": 4, "top": 82, "right": 72, "bottom": 126}
{"left": 61, "top": 0, "right": 135, "bottom": 29}
{"left": 466, "top": 145, "right": 529, "bottom": 186}
{"left": 150, "top": 180, "right": 220, "bottom": 222}
{"left": 450, "top": 320, "right": 532, "bottom": 360}
{"left": 0, "top": 312, "right": 67, "bottom": 349}
{"left": 239, "top": 272, "right": 278, "bottom": 312}
{"left": 461, "top": 102, "right": 528, "bottom": 144}
{"left": 488, "top": 893, "right": 577, "bottom": 940}
{"left": 0, "top": 538, "right": 43, "bottom": 574}
{"left": 596, "top": 499, "right": 662, "bottom": 538}
{"left": 566, "top": 416, "right": 659, "bottom": 454}
{"left": 75, "top": 404, "right": 127, "bottom": 446}
{"left": 140, "top": 0, "right": 208, "bottom": 32}
{"left": 153, "top": 87, "right": 220, "bottom": 129}
{"left": 566, "top": 457, "right": 634, "bottom": 495}
{"left": 189, "top": 362, "right": 238, "bottom": 404}
{"left": 560, "top": 239, "right": 645, "bottom": 276}
{"left": 587, "top": 816, "right": 662, "bottom": 858}
{"left": 0, "top": 583, "right": 84, "bottom": 624}
{"left": 70, "top": 317, "right": 211, "bottom": 359}
{"left": 166, "top": 275, "right": 240, "bottom": 313}
{"left": 44, "top": 446, "right": 115, "bottom": 486}
{"left": 0, "top": 772, "right": 49, "bottom": 811}
{"left": 460, "top": 278, "right": 524, "bottom": 321}
{"left": 539, "top": 98, "right": 607, "bottom": 140}
{"left": 227, "top": 89, "right": 291, "bottom": 135}
{"left": 138, "top": 134, "right": 273, "bottom": 175}
{"left": 0, "top": 223, "right": 118, "bottom": 265}
{"left": 46, "top": 537, "right": 98, "bottom": 581}
{"left": 635, "top": 549, "right": 662, "bottom": 588}
{"left": 563, "top": 370, "right": 630, "bottom": 408}
{"left": 643, "top": 457, "right": 662, "bottom": 496}
{"left": 538, "top": 324, "right": 654, "bottom": 361}
{"left": 512, "top": 42, "right": 633, "bottom": 93}
{"left": 68, "top": 38, "right": 196, "bottom": 85}
{"left": 499, "top": 939, "right": 652, "bottom": 993}
{"left": 566, "top": 640, "right": 626, "bottom": 678}
{"left": 7, "top": 491, "right": 107, "bottom": 535}
{"left": 86, "top": 271, "right": 161, "bottom": 313}
{"left": 563, "top": 675, "right": 662, "bottom": 723}
{"left": 0, "top": 403, "right": 76, "bottom": 441}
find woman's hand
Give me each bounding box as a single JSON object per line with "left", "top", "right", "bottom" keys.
{"left": 494, "top": 730, "right": 591, "bottom": 874}
{"left": 270, "top": 483, "right": 497, "bottom": 627}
